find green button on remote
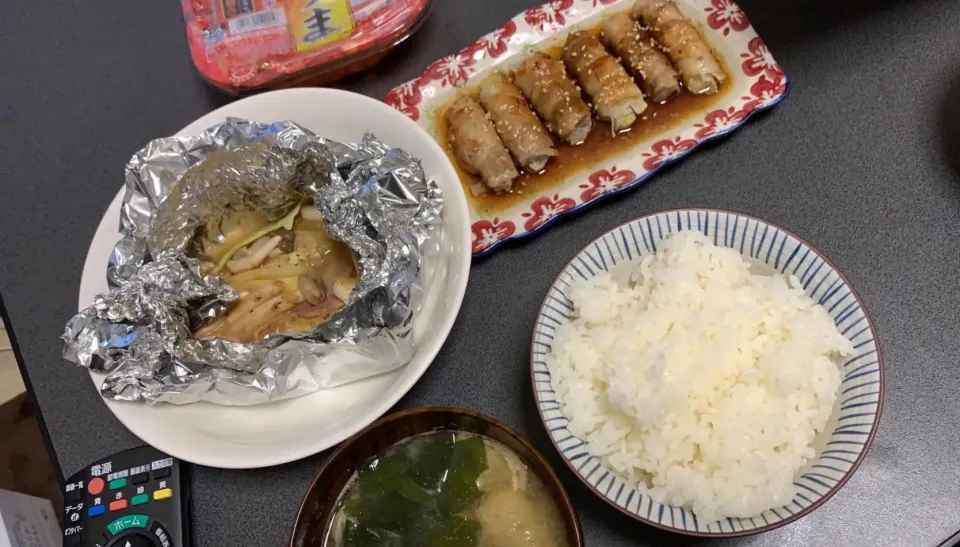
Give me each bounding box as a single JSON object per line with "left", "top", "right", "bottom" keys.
{"left": 64, "top": 446, "right": 186, "bottom": 547}
{"left": 107, "top": 513, "right": 149, "bottom": 535}
{"left": 131, "top": 493, "right": 150, "bottom": 506}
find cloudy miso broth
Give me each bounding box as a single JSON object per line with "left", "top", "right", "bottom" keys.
{"left": 327, "top": 431, "right": 570, "bottom": 547}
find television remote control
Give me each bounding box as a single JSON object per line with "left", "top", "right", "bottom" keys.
{"left": 61, "top": 446, "right": 190, "bottom": 547}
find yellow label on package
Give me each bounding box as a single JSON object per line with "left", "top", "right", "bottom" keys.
{"left": 288, "top": 0, "right": 355, "bottom": 52}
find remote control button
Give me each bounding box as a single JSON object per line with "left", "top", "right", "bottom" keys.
{"left": 88, "top": 477, "right": 105, "bottom": 495}
{"left": 110, "top": 499, "right": 129, "bottom": 512}
{"left": 152, "top": 467, "right": 171, "bottom": 480}
{"left": 106, "top": 531, "right": 157, "bottom": 547}
{"left": 132, "top": 472, "right": 149, "bottom": 485}
{"left": 107, "top": 514, "right": 149, "bottom": 535}
{"left": 88, "top": 505, "right": 106, "bottom": 518}
{"left": 65, "top": 531, "right": 83, "bottom": 547}
{"left": 110, "top": 478, "right": 128, "bottom": 490}
{"left": 150, "top": 521, "right": 172, "bottom": 547}
{"left": 65, "top": 487, "right": 82, "bottom": 503}
{"left": 153, "top": 488, "right": 173, "bottom": 501}
{"left": 131, "top": 493, "right": 150, "bottom": 506}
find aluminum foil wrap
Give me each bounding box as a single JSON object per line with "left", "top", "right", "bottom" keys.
{"left": 62, "top": 118, "right": 443, "bottom": 405}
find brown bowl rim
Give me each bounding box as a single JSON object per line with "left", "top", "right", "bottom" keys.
{"left": 528, "top": 207, "right": 885, "bottom": 538}
{"left": 288, "top": 406, "right": 586, "bottom": 546}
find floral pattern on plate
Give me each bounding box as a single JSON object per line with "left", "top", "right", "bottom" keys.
{"left": 385, "top": 0, "right": 789, "bottom": 257}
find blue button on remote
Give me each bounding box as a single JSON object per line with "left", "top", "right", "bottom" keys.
{"left": 63, "top": 446, "right": 189, "bottom": 547}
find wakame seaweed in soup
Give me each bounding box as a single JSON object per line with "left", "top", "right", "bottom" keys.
{"left": 327, "top": 431, "right": 570, "bottom": 547}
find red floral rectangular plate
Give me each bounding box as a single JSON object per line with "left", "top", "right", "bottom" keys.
{"left": 385, "top": 0, "right": 788, "bottom": 257}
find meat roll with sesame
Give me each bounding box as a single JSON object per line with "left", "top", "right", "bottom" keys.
{"left": 563, "top": 31, "right": 647, "bottom": 132}
{"left": 602, "top": 12, "right": 681, "bottom": 104}
{"left": 514, "top": 52, "right": 593, "bottom": 145}
{"left": 446, "top": 96, "right": 519, "bottom": 194}
{"left": 478, "top": 72, "right": 558, "bottom": 173}
{"left": 633, "top": 0, "right": 725, "bottom": 94}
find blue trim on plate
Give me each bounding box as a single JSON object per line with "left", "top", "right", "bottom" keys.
{"left": 472, "top": 77, "right": 793, "bottom": 258}
{"left": 530, "top": 208, "right": 883, "bottom": 536}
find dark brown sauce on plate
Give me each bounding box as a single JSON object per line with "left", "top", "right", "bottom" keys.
{"left": 432, "top": 24, "right": 732, "bottom": 215}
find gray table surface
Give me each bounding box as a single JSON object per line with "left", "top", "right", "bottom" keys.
{"left": 2, "top": 0, "right": 960, "bottom": 545}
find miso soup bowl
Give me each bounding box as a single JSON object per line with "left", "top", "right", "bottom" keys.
{"left": 289, "top": 407, "right": 584, "bottom": 547}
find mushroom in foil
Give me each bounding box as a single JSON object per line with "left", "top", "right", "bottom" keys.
{"left": 193, "top": 202, "right": 359, "bottom": 344}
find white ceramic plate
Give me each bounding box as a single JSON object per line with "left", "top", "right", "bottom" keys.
{"left": 532, "top": 209, "right": 883, "bottom": 536}
{"left": 78, "top": 88, "right": 471, "bottom": 469}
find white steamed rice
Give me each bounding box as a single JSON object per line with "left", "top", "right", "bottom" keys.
{"left": 547, "top": 231, "right": 854, "bottom": 521}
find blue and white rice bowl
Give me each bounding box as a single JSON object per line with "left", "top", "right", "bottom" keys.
{"left": 530, "top": 209, "right": 883, "bottom": 537}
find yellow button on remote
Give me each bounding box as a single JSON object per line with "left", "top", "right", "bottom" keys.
{"left": 153, "top": 488, "right": 173, "bottom": 501}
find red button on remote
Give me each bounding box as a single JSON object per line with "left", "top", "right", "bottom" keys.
{"left": 109, "top": 499, "right": 128, "bottom": 512}
{"left": 88, "top": 477, "right": 104, "bottom": 495}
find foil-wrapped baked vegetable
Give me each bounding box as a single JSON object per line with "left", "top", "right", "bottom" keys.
{"left": 62, "top": 119, "right": 443, "bottom": 405}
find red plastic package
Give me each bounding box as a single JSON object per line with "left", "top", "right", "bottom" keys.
{"left": 181, "top": 0, "right": 433, "bottom": 94}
